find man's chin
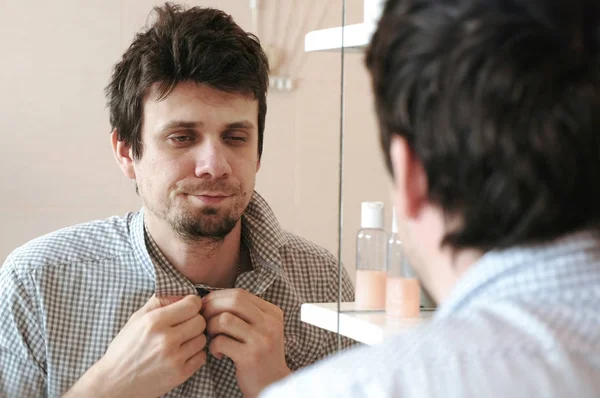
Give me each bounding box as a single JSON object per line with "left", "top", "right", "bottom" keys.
{"left": 169, "top": 209, "right": 240, "bottom": 238}
{"left": 176, "top": 221, "right": 238, "bottom": 240}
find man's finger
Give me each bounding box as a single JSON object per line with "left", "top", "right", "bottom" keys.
{"left": 206, "top": 312, "right": 251, "bottom": 343}
{"left": 180, "top": 332, "right": 208, "bottom": 360}
{"left": 152, "top": 295, "right": 203, "bottom": 326}
{"left": 183, "top": 349, "right": 208, "bottom": 379}
{"left": 209, "top": 334, "right": 244, "bottom": 362}
{"left": 203, "top": 288, "right": 278, "bottom": 314}
{"left": 202, "top": 293, "right": 263, "bottom": 324}
{"left": 133, "top": 294, "right": 184, "bottom": 318}
{"left": 157, "top": 295, "right": 185, "bottom": 307}
{"left": 174, "top": 313, "right": 206, "bottom": 343}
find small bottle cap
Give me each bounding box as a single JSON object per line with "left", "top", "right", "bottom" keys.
{"left": 361, "top": 201, "right": 384, "bottom": 229}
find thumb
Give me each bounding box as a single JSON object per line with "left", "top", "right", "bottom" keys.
{"left": 135, "top": 294, "right": 184, "bottom": 316}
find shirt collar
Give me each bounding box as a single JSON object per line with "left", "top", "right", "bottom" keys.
{"left": 241, "top": 191, "right": 287, "bottom": 271}
{"left": 435, "top": 228, "right": 600, "bottom": 318}
{"left": 128, "top": 190, "right": 287, "bottom": 297}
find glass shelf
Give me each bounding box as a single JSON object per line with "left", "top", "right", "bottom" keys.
{"left": 301, "top": 302, "right": 434, "bottom": 345}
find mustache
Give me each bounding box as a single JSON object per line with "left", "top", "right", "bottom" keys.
{"left": 174, "top": 181, "right": 241, "bottom": 196}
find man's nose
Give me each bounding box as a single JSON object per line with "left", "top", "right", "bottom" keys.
{"left": 194, "top": 142, "right": 232, "bottom": 179}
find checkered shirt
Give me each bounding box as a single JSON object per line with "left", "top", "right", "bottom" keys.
{"left": 0, "top": 191, "right": 355, "bottom": 398}
{"left": 262, "top": 229, "right": 600, "bottom": 398}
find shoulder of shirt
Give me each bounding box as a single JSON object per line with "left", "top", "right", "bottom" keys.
{"left": 276, "top": 232, "right": 354, "bottom": 302}
{"left": 280, "top": 231, "right": 338, "bottom": 266}
{"left": 2, "top": 213, "right": 136, "bottom": 274}
{"left": 265, "top": 306, "right": 574, "bottom": 397}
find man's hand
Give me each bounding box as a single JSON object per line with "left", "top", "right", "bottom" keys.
{"left": 202, "top": 289, "right": 292, "bottom": 398}
{"left": 65, "top": 294, "right": 207, "bottom": 398}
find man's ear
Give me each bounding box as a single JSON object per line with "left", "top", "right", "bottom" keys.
{"left": 111, "top": 129, "right": 136, "bottom": 179}
{"left": 390, "top": 135, "right": 428, "bottom": 220}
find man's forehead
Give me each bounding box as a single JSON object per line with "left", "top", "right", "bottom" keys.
{"left": 145, "top": 81, "right": 257, "bottom": 105}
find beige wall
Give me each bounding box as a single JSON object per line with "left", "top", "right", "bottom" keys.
{"left": 0, "top": 0, "right": 392, "bottom": 285}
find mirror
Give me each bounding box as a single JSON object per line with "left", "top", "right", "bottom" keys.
{"left": 301, "top": 0, "right": 437, "bottom": 350}
{"left": 0, "top": 0, "right": 430, "bottom": 373}
{"left": 0, "top": 1, "right": 346, "bottom": 263}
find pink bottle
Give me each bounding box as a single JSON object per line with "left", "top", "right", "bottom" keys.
{"left": 385, "top": 208, "right": 421, "bottom": 318}
{"left": 355, "top": 202, "right": 388, "bottom": 311}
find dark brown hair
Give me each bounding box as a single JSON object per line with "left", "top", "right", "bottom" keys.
{"left": 105, "top": 2, "right": 269, "bottom": 159}
{"left": 367, "top": 0, "right": 600, "bottom": 250}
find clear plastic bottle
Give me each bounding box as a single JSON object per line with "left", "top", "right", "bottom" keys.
{"left": 385, "top": 207, "right": 420, "bottom": 317}
{"left": 355, "top": 202, "right": 388, "bottom": 310}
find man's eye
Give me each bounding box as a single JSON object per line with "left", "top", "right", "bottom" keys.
{"left": 169, "top": 136, "right": 193, "bottom": 143}
{"left": 225, "top": 135, "right": 247, "bottom": 142}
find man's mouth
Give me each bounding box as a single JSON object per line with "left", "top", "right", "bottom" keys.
{"left": 190, "top": 193, "right": 232, "bottom": 204}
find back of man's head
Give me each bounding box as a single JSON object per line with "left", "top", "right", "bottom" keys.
{"left": 367, "top": 0, "right": 600, "bottom": 251}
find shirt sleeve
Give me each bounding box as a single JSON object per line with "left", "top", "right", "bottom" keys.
{"left": 0, "top": 255, "right": 48, "bottom": 397}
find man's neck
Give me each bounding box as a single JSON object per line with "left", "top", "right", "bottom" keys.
{"left": 144, "top": 212, "right": 243, "bottom": 288}
{"left": 409, "top": 206, "right": 483, "bottom": 305}
{"left": 421, "top": 246, "right": 482, "bottom": 304}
